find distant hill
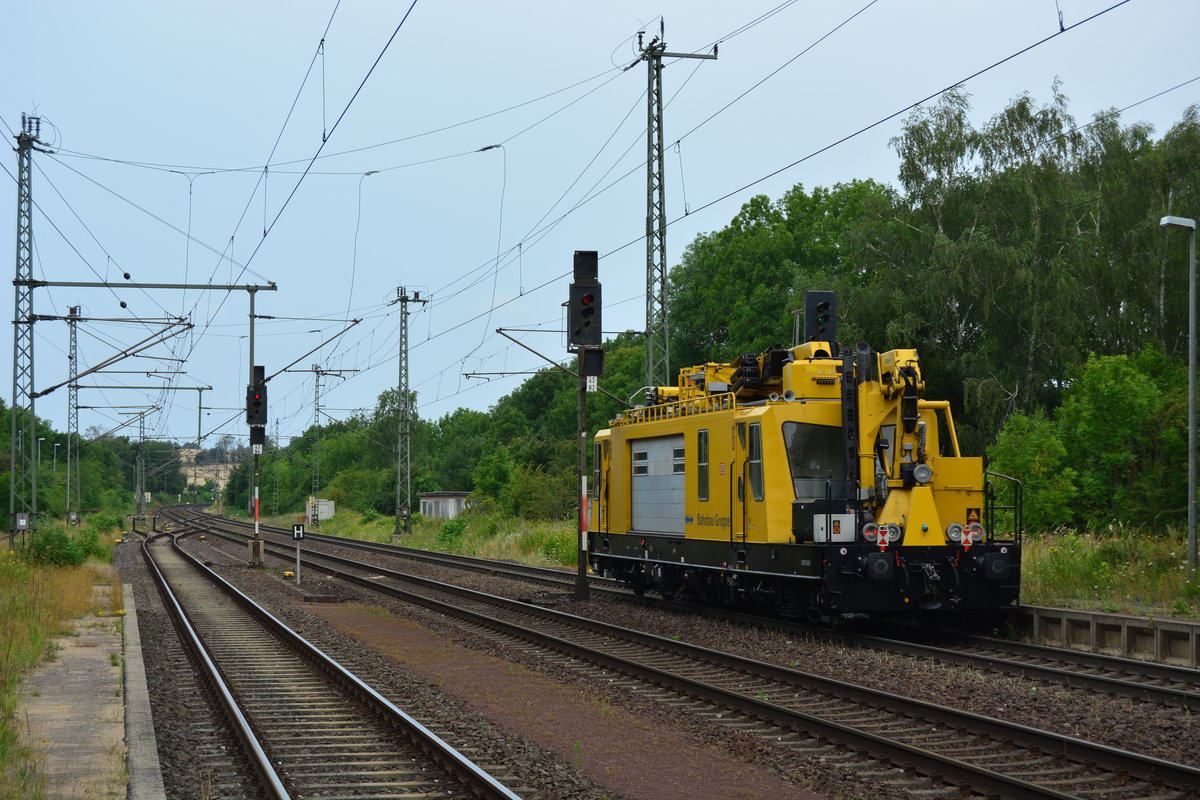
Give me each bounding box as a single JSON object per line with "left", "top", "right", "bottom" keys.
{"left": 178, "top": 448, "right": 239, "bottom": 489}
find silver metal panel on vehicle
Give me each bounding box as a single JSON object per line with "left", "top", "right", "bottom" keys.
{"left": 631, "top": 434, "right": 685, "bottom": 534}
{"left": 814, "top": 513, "right": 856, "bottom": 543}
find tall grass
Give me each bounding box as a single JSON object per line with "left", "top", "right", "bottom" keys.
{"left": 1021, "top": 525, "right": 1199, "bottom": 617}
{"left": 1, "top": 525, "right": 122, "bottom": 799}
{"left": 405, "top": 514, "right": 577, "bottom": 567}
{"left": 261, "top": 510, "right": 398, "bottom": 543}
{"left": 268, "top": 509, "right": 579, "bottom": 568}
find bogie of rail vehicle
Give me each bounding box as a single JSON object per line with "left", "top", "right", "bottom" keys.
{"left": 587, "top": 296, "right": 1020, "bottom": 620}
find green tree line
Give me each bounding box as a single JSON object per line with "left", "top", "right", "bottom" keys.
{"left": 0, "top": 399, "right": 187, "bottom": 520}
{"left": 669, "top": 86, "right": 1197, "bottom": 533}
{"left": 228, "top": 340, "right": 646, "bottom": 521}
{"left": 230, "top": 87, "right": 1199, "bottom": 534}
{"left": 18, "top": 86, "right": 1200, "bottom": 536}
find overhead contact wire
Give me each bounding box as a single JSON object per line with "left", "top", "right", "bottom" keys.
{"left": 600, "top": 0, "right": 1136, "bottom": 261}
{"left": 239, "top": 0, "right": 420, "bottom": 275}
{"left": 175, "top": 0, "right": 416, "bottom": 391}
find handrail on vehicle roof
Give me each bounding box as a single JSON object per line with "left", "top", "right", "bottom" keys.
{"left": 612, "top": 392, "right": 738, "bottom": 426}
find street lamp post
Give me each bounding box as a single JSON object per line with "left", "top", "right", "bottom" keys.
{"left": 53, "top": 442, "right": 60, "bottom": 472}
{"left": 1161, "top": 215, "right": 1197, "bottom": 580}
{"left": 37, "top": 437, "right": 45, "bottom": 468}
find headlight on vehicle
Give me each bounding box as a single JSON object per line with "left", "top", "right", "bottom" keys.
{"left": 912, "top": 463, "right": 933, "bottom": 485}
{"left": 883, "top": 523, "right": 902, "bottom": 545}
{"left": 946, "top": 522, "right": 964, "bottom": 543}
{"left": 967, "top": 521, "right": 985, "bottom": 543}
{"left": 862, "top": 522, "right": 880, "bottom": 544}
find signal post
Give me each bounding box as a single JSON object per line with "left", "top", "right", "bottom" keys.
{"left": 568, "top": 251, "right": 602, "bottom": 602}
{"left": 247, "top": 364, "right": 267, "bottom": 566}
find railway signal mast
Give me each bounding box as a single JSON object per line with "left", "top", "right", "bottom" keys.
{"left": 568, "top": 250, "right": 604, "bottom": 601}
{"left": 247, "top": 364, "right": 267, "bottom": 565}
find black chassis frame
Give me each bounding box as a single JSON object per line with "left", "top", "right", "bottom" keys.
{"left": 588, "top": 530, "right": 1021, "bottom": 616}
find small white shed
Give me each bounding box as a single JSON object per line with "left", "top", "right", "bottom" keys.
{"left": 418, "top": 491, "right": 470, "bottom": 520}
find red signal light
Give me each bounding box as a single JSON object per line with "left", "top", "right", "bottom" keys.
{"left": 247, "top": 384, "right": 268, "bottom": 425}
{"left": 568, "top": 281, "right": 601, "bottom": 347}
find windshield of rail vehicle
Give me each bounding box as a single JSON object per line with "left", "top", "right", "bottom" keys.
{"left": 782, "top": 421, "right": 846, "bottom": 503}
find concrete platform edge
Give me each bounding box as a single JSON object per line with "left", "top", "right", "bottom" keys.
{"left": 123, "top": 582, "right": 166, "bottom": 799}
{"left": 1013, "top": 605, "right": 1200, "bottom": 667}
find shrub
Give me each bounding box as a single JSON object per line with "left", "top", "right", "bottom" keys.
{"left": 986, "top": 410, "right": 1076, "bottom": 533}
{"left": 325, "top": 468, "right": 394, "bottom": 516}
{"left": 504, "top": 463, "right": 575, "bottom": 519}
{"left": 438, "top": 517, "right": 467, "bottom": 546}
{"left": 26, "top": 529, "right": 85, "bottom": 567}
{"left": 517, "top": 525, "right": 577, "bottom": 566}
{"left": 1055, "top": 353, "right": 1164, "bottom": 527}
{"left": 74, "top": 529, "right": 111, "bottom": 563}
{"left": 89, "top": 513, "right": 123, "bottom": 534}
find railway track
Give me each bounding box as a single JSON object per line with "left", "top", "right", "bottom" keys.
{"left": 126, "top": 526, "right": 264, "bottom": 797}
{"left": 142, "top": 530, "right": 524, "bottom": 800}
{"left": 169, "top": 506, "right": 609, "bottom": 591}
{"left": 162, "top": 506, "right": 1200, "bottom": 713}
{"left": 838, "top": 628, "right": 1200, "bottom": 711}
{"left": 165, "top": 509, "right": 1200, "bottom": 799}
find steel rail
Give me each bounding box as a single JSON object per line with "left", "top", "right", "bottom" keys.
{"left": 151, "top": 531, "right": 524, "bottom": 800}
{"left": 829, "top": 630, "right": 1200, "bottom": 711}
{"left": 174, "top": 516, "right": 1200, "bottom": 799}
{"left": 956, "top": 631, "right": 1200, "bottom": 686}
{"left": 141, "top": 534, "right": 291, "bottom": 800}
{"left": 174, "top": 505, "right": 599, "bottom": 586}
{"left": 163, "top": 505, "right": 1200, "bottom": 711}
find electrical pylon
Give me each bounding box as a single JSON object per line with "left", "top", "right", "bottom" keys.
{"left": 295, "top": 364, "right": 355, "bottom": 526}
{"left": 312, "top": 367, "right": 323, "bottom": 508}
{"left": 272, "top": 418, "right": 280, "bottom": 515}
{"left": 635, "top": 23, "right": 715, "bottom": 388}
{"left": 67, "top": 306, "right": 81, "bottom": 521}
{"left": 135, "top": 415, "right": 146, "bottom": 516}
{"left": 9, "top": 115, "right": 51, "bottom": 537}
{"left": 393, "top": 287, "right": 427, "bottom": 537}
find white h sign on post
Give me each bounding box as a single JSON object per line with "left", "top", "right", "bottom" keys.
{"left": 292, "top": 524, "right": 304, "bottom": 585}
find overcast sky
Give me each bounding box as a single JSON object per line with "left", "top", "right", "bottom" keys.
{"left": 3, "top": 0, "right": 1198, "bottom": 451}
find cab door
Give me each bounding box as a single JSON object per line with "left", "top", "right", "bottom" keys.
{"left": 591, "top": 440, "right": 609, "bottom": 532}
{"left": 744, "top": 421, "right": 767, "bottom": 541}
{"left": 731, "top": 422, "right": 746, "bottom": 544}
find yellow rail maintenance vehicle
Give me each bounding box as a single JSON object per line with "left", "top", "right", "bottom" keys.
{"left": 588, "top": 292, "right": 1021, "bottom": 621}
